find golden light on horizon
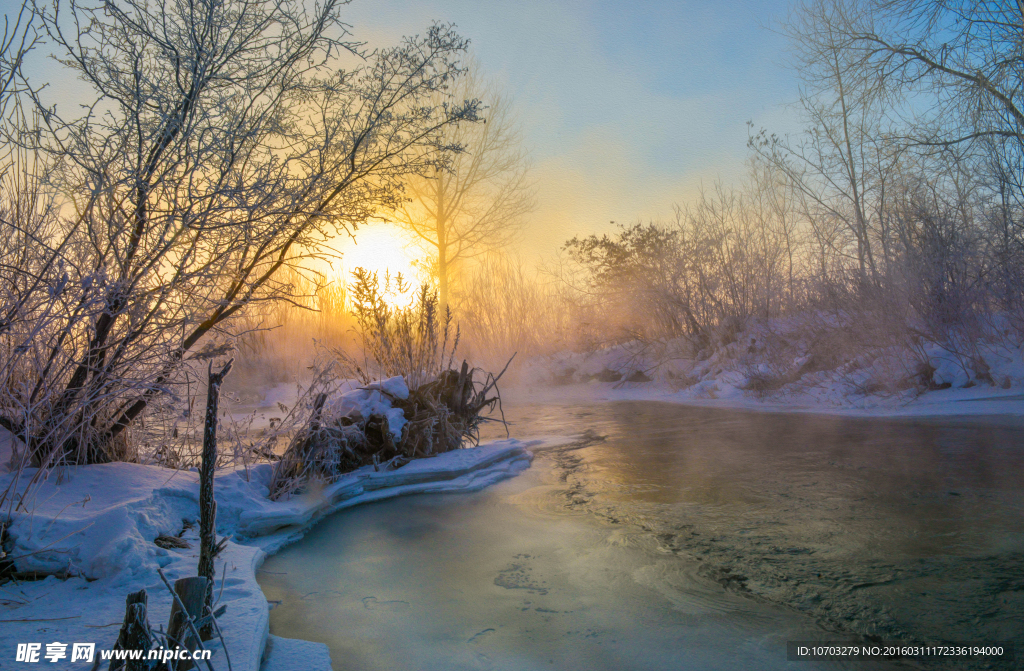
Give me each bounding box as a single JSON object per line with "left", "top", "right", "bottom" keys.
{"left": 338, "top": 223, "right": 425, "bottom": 306}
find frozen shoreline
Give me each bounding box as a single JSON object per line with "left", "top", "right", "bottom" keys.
{"left": 0, "top": 437, "right": 562, "bottom": 671}
{"left": 519, "top": 325, "right": 1024, "bottom": 424}
{"left": 504, "top": 378, "right": 1024, "bottom": 422}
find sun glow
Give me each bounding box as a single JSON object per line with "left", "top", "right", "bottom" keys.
{"left": 337, "top": 223, "right": 425, "bottom": 305}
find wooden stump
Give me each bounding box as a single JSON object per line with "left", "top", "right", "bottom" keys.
{"left": 166, "top": 576, "right": 208, "bottom": 670}
{"left": 111, "top": 589, "right": 150, "bottom": 671}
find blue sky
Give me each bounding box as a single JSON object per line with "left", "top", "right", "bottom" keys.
{"left": 336, "top": 0, "right": 804, "bottom": 255}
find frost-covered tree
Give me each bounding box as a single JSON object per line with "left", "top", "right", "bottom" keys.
{"left": 805, "top": 0, "right": 1024, "bottom": 322}
{"left": 0, "top": 0, "right": 479, "bottom": 466}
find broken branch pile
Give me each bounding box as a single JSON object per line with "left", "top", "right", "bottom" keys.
{"left": 269, "top": 359, "right": 509, "bottom": 499}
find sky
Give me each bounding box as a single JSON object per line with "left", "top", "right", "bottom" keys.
{"left": 334, "top": 0, "right": 805, "bottom": 259}
{"left": 0, "top": 0, "right": 805, "bottom": 264}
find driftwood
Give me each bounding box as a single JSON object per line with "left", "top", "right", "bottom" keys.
{"left": 393, "top": 356, "right": 512, "bottom": 458}
{"left": 166, "top": 576, "right": 208, "bottom": 670}
{"left": 155, "top": 534, "right": 191, "bottom": 550}
{"left": 198, "top": 359, "right": 231, "bottom": 640}
{"left": 110, "top": 590, "right": 150, "bottom": 671}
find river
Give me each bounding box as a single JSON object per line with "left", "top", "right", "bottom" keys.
{"left": 257, "top": 401, "right": 1024, "bottom": 670}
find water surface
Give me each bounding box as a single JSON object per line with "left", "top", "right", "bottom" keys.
{"left": 259, "top": 402, "right": 1024, "bottom": 670}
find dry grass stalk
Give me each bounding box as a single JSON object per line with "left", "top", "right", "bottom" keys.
{"left": 269, "top": 273, "right": 511, "bottom": 499}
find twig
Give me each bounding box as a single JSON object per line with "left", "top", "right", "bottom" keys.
{"left": 208, "top": 612, "right": 233, "bottom": 671}
{"left": 6, "top": 521, "right": 94, "bottom": 562}
{"left": 480, "top": 352, "right": 516, "bottom": 397}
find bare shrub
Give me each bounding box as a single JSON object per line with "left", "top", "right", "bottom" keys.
{"left": 232, "top": 266, "right": 354, "bottom": 385}
{"left": 561, "top": 176, "right": 800, "bottom": 354}
{"left": 340, "top": 269, "right": 460, "bottom": 389}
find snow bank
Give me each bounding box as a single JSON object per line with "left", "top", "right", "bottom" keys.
{"left": 0, "top": 437, "right": 551, "bottom": 670}
{"left": 522, "top": 328, "right": 1024, "bottom": 417}
{"left": 260, "top": 635, "right": 332, "bottom": 671}
{"left": 321, "top": 376, "right": 410, "bottom": 439}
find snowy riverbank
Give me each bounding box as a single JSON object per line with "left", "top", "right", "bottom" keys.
{"left": 0, "top": 437, "right": 558, "bottom": 671}
{"left": 504, "top": 378, "right": 1024, "bottom": 422}
{"left": 519, "top": 336, "right": 1024, "bottom": 420}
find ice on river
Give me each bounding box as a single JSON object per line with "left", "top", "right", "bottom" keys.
{"left": 259, "top": 453, "right": 853, "bottom": 671}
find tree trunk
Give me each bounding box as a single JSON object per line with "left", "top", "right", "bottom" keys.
{"left": 199, "top": 359, "right": 232, "bottom": 641}
{"left": 436, "top": 169, "right": 450, "bottom": 315}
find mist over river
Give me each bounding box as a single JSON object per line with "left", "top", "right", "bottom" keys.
{"left": 258, "top": 401, "right": 1024, "bottom": 670}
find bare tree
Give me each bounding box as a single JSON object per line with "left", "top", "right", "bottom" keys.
{"left": 0, "top": 0, "right": 479, "bottom": 467}
{"left": 782, "top": 0, "right": 1024, "bottom": 325}
{"left": 748, "top": 157, "right": 806, "bottom": 309}
{"left": 820, "top": 0, "right": 1024, "bottom": 148}
{"left": 458, "top": 251, "right": 566, "bottom": 367}
{"left": 749, "top": 0, "right": 911, "bottom": 296}
{"left": 388, "top": 67, "right": 533, "bottom": 313}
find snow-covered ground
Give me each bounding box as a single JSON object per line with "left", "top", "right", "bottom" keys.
{"left": 521, "top": 332, "right": 1024, "bottom": 418}
{"left": 0, "top": 432, "right": 564, "bottom": 671}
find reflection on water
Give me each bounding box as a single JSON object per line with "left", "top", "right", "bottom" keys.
{"left": 259, "top": 402, "right": 1024, "bottom": 670}
{"left": 511, "top": 403, "right": 1024, "bottom": 556}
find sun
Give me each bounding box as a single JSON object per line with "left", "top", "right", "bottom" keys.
{"left": 340, "top": 223, "right": 420, "bottom": 280}
{"left": 336, "top": 223, "right": 425, "bottom": 303}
